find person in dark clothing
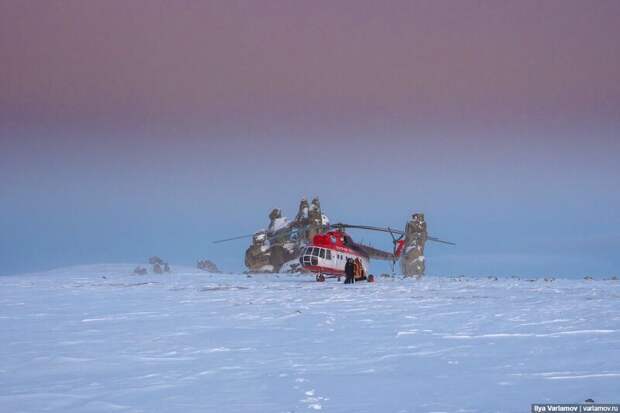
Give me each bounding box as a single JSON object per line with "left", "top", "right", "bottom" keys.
{"left": 344, "top": 258, "right": 355, "bottom": 284}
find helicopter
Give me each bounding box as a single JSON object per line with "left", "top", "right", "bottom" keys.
{"left": 295, "top": 223, "right": 454, "bottom": 282}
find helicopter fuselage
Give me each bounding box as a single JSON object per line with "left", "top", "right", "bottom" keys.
{"left": 298, "top": 230, "right": 370, "bottom": 278}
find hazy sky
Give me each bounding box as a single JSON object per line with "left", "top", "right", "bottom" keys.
{"left": 1, "top": 0, "right": 619, "bottom": 276}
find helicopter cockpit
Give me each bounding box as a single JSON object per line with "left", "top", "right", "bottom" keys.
{"left": 300, "top": 246, "right": 332, "bottom": 267}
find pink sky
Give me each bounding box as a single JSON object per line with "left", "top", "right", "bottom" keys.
{"left": 1, "top": 1, "right": 619, "bottom": 275}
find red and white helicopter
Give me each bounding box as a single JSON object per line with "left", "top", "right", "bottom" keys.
{"left": 298, "top": 223, "right": 453, "bottom": 282}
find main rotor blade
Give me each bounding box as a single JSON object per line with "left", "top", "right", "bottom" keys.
{"left": 330, "top": 223, "right": 405, "bottom": 235}
{"left": 331, "top": 223, "right": 455, "bottom": 246}
{"left": 213, "top": 222, "right": 323, "bottom": 244}
{"left": 212, "top": 233, "right": 256, "bottom": 244}
{"left": 427, "top": 236, "right": 456, "bottom": 246}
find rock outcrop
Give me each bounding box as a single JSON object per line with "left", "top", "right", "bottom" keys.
{"left": 133, "top": 266, "right": 147, "bottom": 275}
{"left": 244, "top": 197, "right": 329, "bottom": 273}
{"left": 197, "top": 259, "right": 220, "bottom": 273}
{"left": 149, "top": 256, "right": 164, "bottom": 265}
{"left": 400, "top": 213, "right": 427, "bottom": 278}
{"left": 245, "top": 232, "right": 273, "bottom": 272}
{"left": 149, "top": 256, "right": 170, "bottom": 274}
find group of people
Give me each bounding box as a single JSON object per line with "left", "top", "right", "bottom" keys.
{"left": 344, "top": 257, "right": 365, "bottom": 284}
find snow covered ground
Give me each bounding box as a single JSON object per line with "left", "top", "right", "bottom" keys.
{"left": 1, "top": 265, "right": 619, "bottom": 413}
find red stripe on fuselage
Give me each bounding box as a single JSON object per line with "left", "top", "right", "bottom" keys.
{"left": 302, "top": 265, "right": 345, "bottom": 276}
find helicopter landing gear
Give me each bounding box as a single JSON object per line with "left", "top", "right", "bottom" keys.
{"left": 316, "top": 273, "right": 326, "bottom": 282}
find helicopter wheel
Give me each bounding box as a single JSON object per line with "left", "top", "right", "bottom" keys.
{"left": 316, "top": 274, "right": 326, "bottom": 282}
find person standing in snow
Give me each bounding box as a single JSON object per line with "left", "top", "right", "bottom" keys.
{"left": 353, "top": 258, "right": 365, "bottom": 281}
{"left": 344, "top": 258, "right": 355, "bottom": 284}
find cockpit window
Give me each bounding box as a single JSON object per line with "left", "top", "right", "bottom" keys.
{"left": 319, "top": 248, "right": 325, "bottom": 258}
{"left": 326, "top": 250, "right": 332, "bottom": 260}
{"left": 312, "top": 248, "right": 320, "bottom": 256}
{"left": 305, "top": 247, "right": 313, "bottom": 255}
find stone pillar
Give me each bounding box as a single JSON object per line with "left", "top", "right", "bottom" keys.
{"left": 400, "top": 213, "right": 427, "bottom": 278}
{"left": 295, "top": 198, "right": 309, "bottom": 224}
{"left": 307, "top": 197, "right": 323, "bottom": 240}
{"left": 243, "top": 197, "right": 330, "bottom": 273}
{"left": 244, "top": 231, "right": 272, "bottom": 272}
{"left": 268, "top": 208, "right": 282, "bottom": 228}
